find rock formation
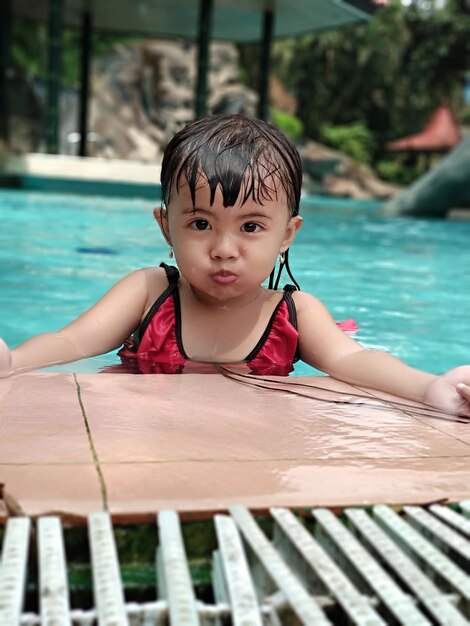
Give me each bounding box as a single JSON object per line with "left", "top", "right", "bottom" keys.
{"left": 88, "top": 40, "right": 257, "bottom": 161}
{"left": 300, "top": 140, "right": 399, "bottom": 200}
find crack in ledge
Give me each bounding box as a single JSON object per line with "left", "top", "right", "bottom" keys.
{"left": 73, "top": 372, "right": 108, "bottom": 511}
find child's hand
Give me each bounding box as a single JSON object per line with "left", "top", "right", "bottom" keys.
{"left": 0, "top": 339, "right": 14, "bottom": 378}
{"left": 423, "top": 366, "right": 470, "bottom": 417}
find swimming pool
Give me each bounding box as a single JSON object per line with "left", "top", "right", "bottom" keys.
{"left": 1, "top": 189, "right": 469, "bottom": 376}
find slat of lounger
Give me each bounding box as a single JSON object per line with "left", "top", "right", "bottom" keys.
{"left": 214, "top": 514, "right": 263, "bottom": 626}
{"left": 373, "top": 505, "right": 470, "bottom": 611}
{"left": 88, "top": 512, "right": 128, "bottom": 626}
{"left": 211, "top": 549, "right": 229, "bottom": 605}
{"left": 313, "top": 508, "right": 427, "bottom": 625}
{"left": 459, "top": 501, "right": 470, "bottom": 519}
{"left": 404, "top": 506, "right": 470, "bottom": 566}
{"left": 38, "top": 516, "right": 71, "bottom": 626}
{"left": 157, "top": 510, "right": 200, "bottom": 626}
{"left": 229, "top": 505, "right": 331, "bottom": 625}
{"left": 346, "top": 507, "right": 467, "bottom": 626}
{"left": 0, "top": 517, "right": 30, "bottom": 626}
{"left": 271, "top": 507, "right": 387, "bottom": 626}
{"left": 429, "top": 504, "right": 470, "bottom": 538}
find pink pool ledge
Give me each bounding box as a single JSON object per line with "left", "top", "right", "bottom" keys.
{"left": 1, "top": 371, "right": 469, "bottom": 523}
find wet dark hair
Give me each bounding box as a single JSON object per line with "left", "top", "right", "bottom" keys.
{"left": 160, "top": 114, "right": 303, "bottom": 288}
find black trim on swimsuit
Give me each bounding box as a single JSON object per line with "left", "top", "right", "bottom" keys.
{"left": 135, "top": 265, "right": 299, "bottom": 363}
{"left": 244, "top": 287, "right": 298, "bottom": 362}
{"left": 283, "top": 285, "right": 301, "bottom": 363}
{"left": 283, "top": 285, "right": 298, "bottom": 329}
{"left": 138, "top": 263, "right": 179, "bottom": 343}
{"left": 171, "top": 275, "right": 189, "bottom": 360}
{"left": 244, "top": 297, "right": 286, "bottom": 361}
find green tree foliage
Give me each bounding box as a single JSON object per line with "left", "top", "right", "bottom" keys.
{"left": 12, "top": 19, "right": 47, "bottom": 78}
{"left": 239, "top": 0, "right": 470, "bottom": 180}
{"left": 320, "top": 121, "right": 375, "bottom": 164}
{"left": 11, "top": 18, "right": 138, "bottom": 86}
{"left": 270, "top": 108, "right": 304, "bottom": 140}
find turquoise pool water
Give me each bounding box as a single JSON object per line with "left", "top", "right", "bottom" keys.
{"left": 1, "top": 189, "right": 469, "bottom": 376}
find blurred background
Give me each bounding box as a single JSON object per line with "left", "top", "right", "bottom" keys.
{"left": 1, "top": 0, "right": 468, "bottom": 195}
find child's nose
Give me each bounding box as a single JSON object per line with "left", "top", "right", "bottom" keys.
{"left": 210, "top": 234, "right": 238, "bottom": 260}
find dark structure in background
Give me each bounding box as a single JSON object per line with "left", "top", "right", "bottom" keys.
{"left": 0, "top": 0, "right": 12, "bottom": 144}
{"left": 2, "top": 0, "right": 379, "bottom": 156}
{"left": 387, "top": 103, "right": 463, "bottom": 170}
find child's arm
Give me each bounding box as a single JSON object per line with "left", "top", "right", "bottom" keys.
{"left": 0, "top": 268, "right": 159, "bottom": 377}
{"left": 295, "top": 292, "right": 470, "bottom": 417}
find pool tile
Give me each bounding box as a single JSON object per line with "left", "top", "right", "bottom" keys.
{"left": 0, "top": 373, "right": 93, "bottom": 463}
{"left": 0, "top": 464, "right": 103, "bottom": 520}
{"left": 101, "top": 456, "right": 470, "bottom": 520}
{"left": 75, "top": 373, "right": 470, "bottom": 463}
{"left": 414, "top": 417, "right": 470, "bottom": 445}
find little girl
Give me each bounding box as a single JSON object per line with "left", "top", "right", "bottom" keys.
{"left": 1, "top": 114, "right": 469, "bottom": 417}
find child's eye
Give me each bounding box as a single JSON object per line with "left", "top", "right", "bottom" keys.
{"left": 242, "top": 222, "right": 262, "bottom": 233}
{"left": 190, "top": 219, "right": 210, "bottom": 230}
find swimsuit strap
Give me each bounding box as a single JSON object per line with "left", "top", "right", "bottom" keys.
{"left": 138, "top": 264, "right": 180, "bottom": 342}
{"left": 159, "top": 262, "right": 180, "bottom": 285}
{"left": 159, "top": 263, "right": 188, "bottom": 359}
{"left": 283, "top": 284, "right": 300, "bottom": 362}
{"left": 283, "top": 284, "right": 298, "bottom": 330}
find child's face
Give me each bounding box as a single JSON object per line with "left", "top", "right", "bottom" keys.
{"left": 156, "top": 177, "right": 302, "bottom": 304}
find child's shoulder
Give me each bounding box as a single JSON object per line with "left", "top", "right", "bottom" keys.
{"left": 138, "top": 265, "right": 169, "bottom": 281}
{"left": 119, "top": 266, "right": 172, "bottom": 319}
{"left": 119, "top": 266, "right": 168, "bottom": 288}
{"left": 291, "top": 289, "right": 333, "bottom": 321}
{"left": 114, "top": 266, "right": 170, "bottom": 303}
{"left": 291, "top": 289, "right": 324, "bottom": 308}
{"left": 136, "top": 266, "right": 171, "bottom": 299}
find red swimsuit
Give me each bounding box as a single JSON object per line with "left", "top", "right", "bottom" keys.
{"left": 118, "top": 264, "right": 300, "bottom": 375}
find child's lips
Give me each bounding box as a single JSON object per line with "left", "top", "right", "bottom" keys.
{"left": 211, "top": 271, "right": 238, "bottom": 285}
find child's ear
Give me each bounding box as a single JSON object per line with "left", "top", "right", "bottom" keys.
{"left": 153, "top": 207, "right": 172, "bottom": 245}
{"left": 280, "top": 215, "right": 303, "bottom": 252}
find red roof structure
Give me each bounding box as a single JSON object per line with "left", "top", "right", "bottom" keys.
{"left": 387, "top": 104, "right": 462, "bottom": 153}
